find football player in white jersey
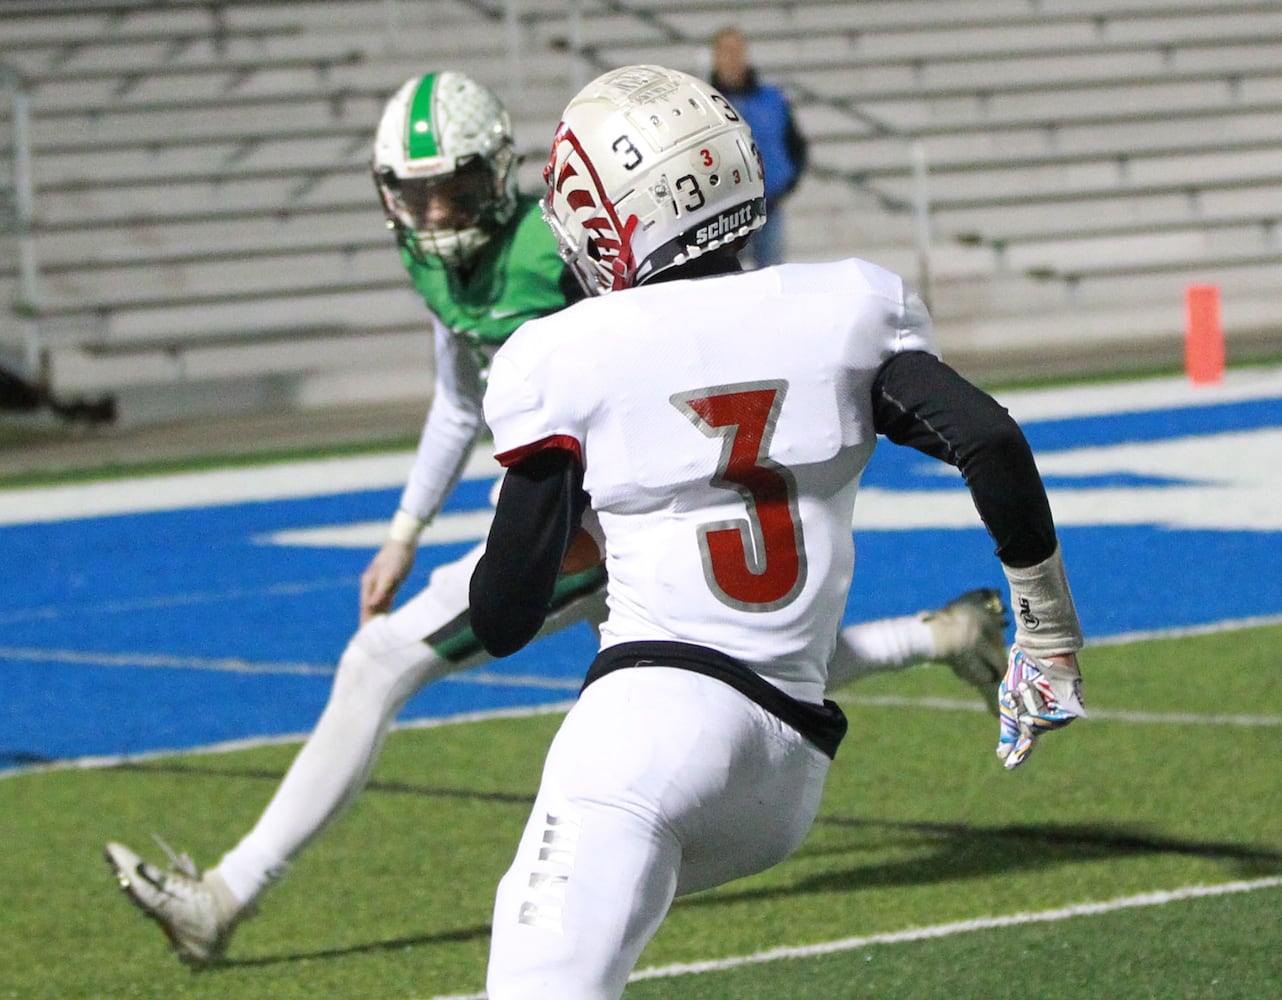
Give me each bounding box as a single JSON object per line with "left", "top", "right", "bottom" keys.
{"left": 103, "top": 72, "right": 1011, "bottom": 970}
{"left": 469, "top": 65, "right": 1086, "bottom": 999}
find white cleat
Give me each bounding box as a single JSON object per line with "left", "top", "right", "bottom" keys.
{"left": 922, "top": 588, "right": 1009, "bottom": 716}
{"left": 104, "top": 840, "right": 243, "bottom": 969}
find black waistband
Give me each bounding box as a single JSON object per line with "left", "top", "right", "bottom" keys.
{"left": 583, "top": 640, "right": 848, "bottom": 760}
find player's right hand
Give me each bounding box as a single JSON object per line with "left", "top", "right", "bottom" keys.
{"left": 995, "top": 648, "right": 1086, "bottom": 770}
{"left": 359, "top": 539, "right": 416, "bottom": 624}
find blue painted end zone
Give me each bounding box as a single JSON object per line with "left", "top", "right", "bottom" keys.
{"left": 1, "top": 629, "right": 595, "bottom": 769}
{"left": 845, "top": 526, "right": 1282, "bottom": 638}
{"left": 3, "top": 384, "right": 1280, "bottom": 771}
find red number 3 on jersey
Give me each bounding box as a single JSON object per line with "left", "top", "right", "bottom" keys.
{"left": 671, "top": 380, "right": 807, "bottom": 612}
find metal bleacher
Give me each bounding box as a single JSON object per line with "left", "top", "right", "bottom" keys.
{"left": 558, "top": 0, "right": 1282, "bottom": 371}
{"left": 0, "top": 0, "right": 573, "bottom": 423}
{"left": 2, "top": 0, "right": 1279, "bottom": 428}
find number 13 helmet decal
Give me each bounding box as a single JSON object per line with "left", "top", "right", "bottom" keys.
{"left": 542, "top": 65, "right": 767, "bottom": 296}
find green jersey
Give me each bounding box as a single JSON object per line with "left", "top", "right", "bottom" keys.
{"left": 400, "top": 194, "right": 569, "bottom": 351}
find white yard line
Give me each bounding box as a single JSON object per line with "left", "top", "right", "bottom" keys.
{"left": 0, "top": 577, "right": 357, "bottom": 627}
{"left": 3, "top": 609, "right": 1281, "bottom": 783}
{"left": 4, "top": 693, "right": 1277, "bottom": 783}
{"left": 20, "top": 636, "right": 1274, "bottom": 730}
{"left": 425, "top": 876, "right": 1282, "bottom": 1000}
{"left": 0, "top": 646, "right": 583, "bottom": 693}
{"left": 8, "top": 609, "right": 1280, "bottom": 678}
{"left": 0, "top": 700, "right": 576, "bottom": 782}
{"left": 10, "top": 610, "right": 1282, "bottom": 687}
{"left": 1088, "top": 612, "right": 1282, "bottom": 645}
{"left": 0, "top": 447, "right": 499, "bottom": 525}
{"left": 0, "top": 645, "right": 336, "bottom": 676}
{"left": 843, "top": 693, "right": 1282, "bottom": 729}
{"left": 994, "top": 364, "right": 1282, "bottom": 423}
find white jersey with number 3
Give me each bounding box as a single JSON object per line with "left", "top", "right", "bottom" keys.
{"left": 483, "top": 259, "right": 936, "bottom": 704}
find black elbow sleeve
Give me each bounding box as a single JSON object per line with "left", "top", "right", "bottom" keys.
{"left": 468, "top": 449, "right": 584, "bottom": 657}
{"left": 469, "top": 562, "right": 540, "bottom": 657}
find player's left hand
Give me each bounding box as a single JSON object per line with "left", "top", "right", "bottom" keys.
{"left": 996, "top": 648, "right": 1086, "bottom": 770}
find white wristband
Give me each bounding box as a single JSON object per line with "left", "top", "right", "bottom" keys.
{"left": 388, "top": 508, "right": 427, "bottom": 545}
{"left": 1003, "top": 544, "right": 1084, "bottom": 656}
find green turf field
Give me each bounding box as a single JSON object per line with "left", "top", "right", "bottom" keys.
{"left": 3, "top": 625, "right": 1279, "bottom": 1000}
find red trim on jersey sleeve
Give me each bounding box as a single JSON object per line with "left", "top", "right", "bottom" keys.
{"left": 494, "top": 434, "right": 584, "bottom": 468}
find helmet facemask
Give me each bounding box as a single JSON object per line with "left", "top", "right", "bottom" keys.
{"left": 372, "top": 72, "right": 519, "bottom": 269}
{"left": 540, "top": 123, "right": 641, "bottom": 295}
{"left": 374, "top": 145, "right": 517, "bottom": 267}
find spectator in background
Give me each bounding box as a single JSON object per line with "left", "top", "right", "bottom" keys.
{"left": 710, "top": 26, "right": 808, "bottom": 267}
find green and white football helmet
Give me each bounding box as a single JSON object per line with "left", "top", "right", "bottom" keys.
{"left": 372, "top": 72, "right": 519, "bottom": 267}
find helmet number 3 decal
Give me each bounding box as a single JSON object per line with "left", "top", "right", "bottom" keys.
{"left": 671, "top": 381, "right": 807, "bottom": 612}
{"left": 711, "top": 93, "right": 740, "bottom": 121}
{"left": 674, "top": 174, "right": 706, "bottom": 214}
{"left": 613, "top": 134, "right": 643, "bottom": 170}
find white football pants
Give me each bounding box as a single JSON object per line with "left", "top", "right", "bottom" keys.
{"left": 216, "top": 547, "right": 930, "bottom": 908}
{"left": 486, "top": 666, "right": 831, "bottom": 1000}
{"left": 215, "top": 541, "right": 607, "bottom": 903}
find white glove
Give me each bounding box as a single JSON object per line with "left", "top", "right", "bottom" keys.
{"left": 996, "top": 647, "right": 1086, "bottom": 770}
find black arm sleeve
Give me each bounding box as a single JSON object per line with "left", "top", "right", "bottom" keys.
{"left": 872, "top": 351, "right": 1057, "bottom": 568}
{"left": 469, "top": 448, "right": 586, "bottom": 657}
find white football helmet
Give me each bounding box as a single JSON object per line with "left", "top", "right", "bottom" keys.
{"left": 542, "top": 64, "right": 766, "bottom": 296}
{"left": 372, "top": 72, "right": 519, "bottom": 267}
